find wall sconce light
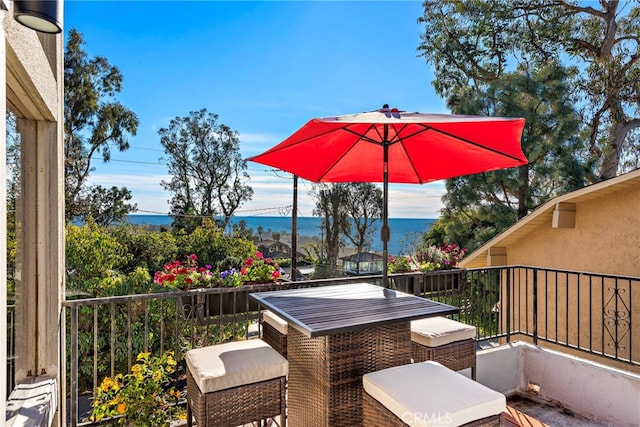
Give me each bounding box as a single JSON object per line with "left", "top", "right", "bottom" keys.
{"left": 13, "top": 0, "right": 63, "bottom": 34}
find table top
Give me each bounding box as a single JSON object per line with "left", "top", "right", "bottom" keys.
{"left": 250, "top": 282, "right": 459, "bottom": 337}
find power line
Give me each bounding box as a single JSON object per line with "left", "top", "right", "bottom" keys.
{"left": 95, "top": 157, "right": 167, "bottom": 166}
{"left": 136, "top": 205, "right": 293, "bottom": 217}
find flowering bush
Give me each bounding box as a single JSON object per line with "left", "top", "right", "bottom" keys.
{"left": 219, "top": 268, "right": 243, "bottom": 287}
{"left": 240, "top": 251, "right": 281, "bottom": 283}
{"left": 387, "top": 255, "right": 416, "bottom": 273}
{"left": 153, "top": 254, "right": 214, "bottom": 290}
{"left": 414, "top": 243, "right": 467, "bottom": 271}
{"left": 155, "top": 252, "right": 282, "bottom": 290}
{"left": 90, "top": 351, "right": 183, "bottom": 426}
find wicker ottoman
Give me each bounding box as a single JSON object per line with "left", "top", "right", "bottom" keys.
{"left": 261, "top": 310, "right": 288, "bottom": 358}
{"left": 185, "top": 339, "right": 288, "bottom": 427}
{"left": 362, "top": 361, "right": 505, "bottom": 427}
{"left": 411, "top": 317, "right": 477, "bottom": 380}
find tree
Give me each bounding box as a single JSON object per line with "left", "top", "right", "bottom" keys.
{"left": 6, "top": 112, "right": 20, "bottom": 301}
{"left": 78, "top": 186, "right": 137, "bottom": 227}
{"left": 418, "top": 0, "right": 640, "bottom": 180}
{"left": 311, "top": 184, "right": 350, "bottom": 273}
{"left": 64, "top": 28, "right": 139, "bottom": 222}
{"left": 422, "top": 62, "right": 585, "bottom": 251}
{"left": 341, "top": 183, "right": 382, "bottom": 254}
{"left": 158, "top": 109, "right": 253, "bottom": 233}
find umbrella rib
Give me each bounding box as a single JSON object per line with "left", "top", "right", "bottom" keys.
{"left": 247, "top": 124, "right": 356, "bottom": 158}
{"left": 418, "top": 124, "right": 525, "bottom": 162}
{"left": 342, "top": 126, "right": 384, "bottom": 146}
{"left": 318, "top": 124, "right": 378, "bottom": 181}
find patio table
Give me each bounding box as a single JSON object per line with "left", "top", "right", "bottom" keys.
{"left": 250, "top": 282, "right": 459, "bottom": 427}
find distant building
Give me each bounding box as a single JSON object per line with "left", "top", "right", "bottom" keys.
{"left": 340, "top": 251, "right": 384, "bottom": 276}
{"left": 257, "top": 239, "right": 305, "bottom": 260}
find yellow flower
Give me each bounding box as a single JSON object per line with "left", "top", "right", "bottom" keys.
{"left": 117, "top": 403, "right": 127, "bottom": 414}
{"left": 136, "top": 352, "right": 151, "bottom": 362}
{"left": 131, "top": 364, "right": 145, "bottom": 380}
{"left": 167, "top": 354, "right": 176, "bottom": 366}
{"left": 100, "top": 377, "right": 115, "bottom": 392}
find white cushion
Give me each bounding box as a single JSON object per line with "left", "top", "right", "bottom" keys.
{"left": 186, "top": 339, "right": 288, "bottom": 394}
{"left": 411, "top": 317, "right": 476, "bottom": 347}
{"left": 263, "top": 310, "right": 288, "bottom": 335}
{"left": 363, "top": 361, "right": 505, "bottom": 427}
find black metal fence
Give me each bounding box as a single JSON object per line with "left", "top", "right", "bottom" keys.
{"left": 5, "top": 266, "right": 637, "bottom": 426}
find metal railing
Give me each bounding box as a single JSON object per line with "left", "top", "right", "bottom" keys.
{"left": 6, "top": 304, "right": 16, "bottom": 398}
{"left": 5, "top": 266, "right": 636, "bottom": 425}
{"left": 477, "top": 266, "right": 638, "bottom": 365}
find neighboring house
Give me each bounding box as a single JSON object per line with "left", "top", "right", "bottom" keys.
{"left": 256, "top": 239, "right": 304, "bottom": 259}
{"left": 460, "top": 170, "right": 640, "bottom": 370}
{"left": 461, "top": 169, "right": 640, "bottom": 277}
{"left": 340, "top": 251, "right": 383, "bottom": 276}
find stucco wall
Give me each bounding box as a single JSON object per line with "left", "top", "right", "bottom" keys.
{"left": 506, "top": 185, "right": 639, "bottom": 277}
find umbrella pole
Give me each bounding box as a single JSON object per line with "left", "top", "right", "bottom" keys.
{"left": 382, "top": 125, "right": 390, "bottom": 288}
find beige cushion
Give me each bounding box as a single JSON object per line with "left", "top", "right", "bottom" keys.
{"left": 411, "top": 317, "right": 476, "bottom": 347}
{"left": 363, "top": 361, "right": 505, "bottom": 427}
{"left": 263, "top": 310, "right": 288, "bottom": 335}
{"left": 186, "top": 339, "right": 288, "bottom": 394}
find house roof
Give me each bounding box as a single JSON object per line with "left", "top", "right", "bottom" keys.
{"left": 340, "top": 251, "right": 384, "bottom": 262}
{"left": 460, "top": 169, "right": 640, "bottom": 268}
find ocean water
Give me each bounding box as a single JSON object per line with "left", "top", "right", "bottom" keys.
{"left": 126, "top": 215, "right": 435, "bottom": 255}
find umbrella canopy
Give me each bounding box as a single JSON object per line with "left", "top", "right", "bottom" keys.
{"left": 248, "top": 106, "right": 527, "bottom": 288}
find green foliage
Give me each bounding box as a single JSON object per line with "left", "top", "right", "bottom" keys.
{"left": 158, "top": 108, "right": 253, "bottom": 232}
{"left": 418, "top": 0, "right": 640, "bottom": 179}
{"left": 342, "top": 183, "right": 383, "bottom": 253}
{"left": 90, "top": 351, "right": 183, "bottom": 426}
{"left": 78, "top": 186, "right": 137, "bottom": 227}
{"left": 64, "top": 28, "right": 139, "bottom": 223}
{"left": 66, "top": 220, "right": 132, "bottom": 296}
{"left": 108, "top": 224, "right": 179, "bottom": 274}
{"left": 275, "top": 257, "right": 291, "bottom": 267}
{"left": 417, "top": 38, "right": 586, "bottom": 248}
{"left": 311, "top": 184, "right": 350, "bottom": 269}
{"left": 178, "top": 219, "right": 256, "bottom": 268}
{"left": 387, "top": 256, "right": 413, "bottom": 273}
{"left": 302, "top": 242, "right": 338, "bottom": 279}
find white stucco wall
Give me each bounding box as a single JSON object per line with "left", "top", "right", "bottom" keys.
{"left": 477, "top": 342, "right": 640, "bottom": 426}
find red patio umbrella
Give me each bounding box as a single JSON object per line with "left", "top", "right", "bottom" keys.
{"left": 248, "top": 105, "right": 527, "bottom": 288}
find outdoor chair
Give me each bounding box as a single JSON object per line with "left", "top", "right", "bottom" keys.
{"left": 411, "top": 316, "right": 477, "bottom": 380}
{"left": 261, "top": 309, "right": 288, "bottom": 358}
{"left": 185, "top": 339, "right": 288, "bottom": 427}
{"left": 362, "top": 361, "right": 505, "bottom": 427}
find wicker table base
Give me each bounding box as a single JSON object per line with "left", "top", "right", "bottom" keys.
{"left": 287, "top": 322, "right": 411, "bottom": 427}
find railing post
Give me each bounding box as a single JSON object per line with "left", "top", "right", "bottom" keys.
{"left": 70, "top": 305, "right": 78, "bottom": 427}
{"left": 533, "top": 268, "right": 538, "bottom": 346}
{"left": 505, "top": 268, "right": 511, "bottom": 342}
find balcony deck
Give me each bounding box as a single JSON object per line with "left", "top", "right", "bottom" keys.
{"left": 11, "top": 267, "right": 637, "bottom": 426}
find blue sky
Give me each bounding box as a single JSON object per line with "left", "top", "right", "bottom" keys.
{"left": 65, "top": 1, "right": 449, "bottom": 218}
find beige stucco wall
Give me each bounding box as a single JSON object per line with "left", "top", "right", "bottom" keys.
{"left": 505, "top": 185, "right": 639, "bottom": 277}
